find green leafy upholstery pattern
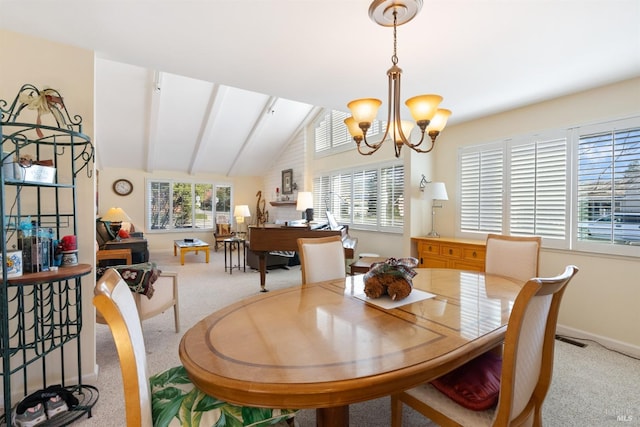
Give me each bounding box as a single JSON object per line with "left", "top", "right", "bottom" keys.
{"left": 150, "top": 366, "right": 298, "bottom": 427}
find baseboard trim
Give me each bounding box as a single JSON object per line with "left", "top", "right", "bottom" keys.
{"left": 556, "top": 324, "right": 640, "bottom": 358}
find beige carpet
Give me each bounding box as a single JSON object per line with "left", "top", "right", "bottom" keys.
{"left": 78, "top": 249, "right": 640, "bottom": 426}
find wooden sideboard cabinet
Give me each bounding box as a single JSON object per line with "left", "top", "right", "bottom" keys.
{"left": 412, "top": 236, "right": 486, "bottom": 272}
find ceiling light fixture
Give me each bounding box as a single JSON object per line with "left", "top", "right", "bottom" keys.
{"left": 345, "top": 0, "right": 451, "bottom": 157}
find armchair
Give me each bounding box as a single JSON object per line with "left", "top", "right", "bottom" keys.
{"left": 213, "top": 222, "right": 235, "bottom": 251}
{"left": 95, "top": 249, "right": 180, "bottom": 333}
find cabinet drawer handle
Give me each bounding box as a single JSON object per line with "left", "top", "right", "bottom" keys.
{"left": 428, "top": 245, "right": 432, "bottom": 251}
{"left": 449, "top": 249, "right": 453, "bottom": 255}
{"left": 472, "top": 251, "right": 477, "bottom": 258}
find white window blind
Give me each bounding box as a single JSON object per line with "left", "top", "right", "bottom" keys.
{"left": 460, "top": 146, "right": 504, "bottom": 233}
{"left": 510, "top": 136, "right": 567, "bottom": 238}
{"left": 352, "top": 168, "right": 378, "bottom": 228}
{"left": 331, "top": 173, "right": 352, "bottom": 223}
{"left": 314, "top": 162, "right": 404, "bottom": 232}
{"left": 379, "top": 164, "right": 404, "bottom": 227}
{"left": 315, "top": 110, "right": 383, "bottom": 155}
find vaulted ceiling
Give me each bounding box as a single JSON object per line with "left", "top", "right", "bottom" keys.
{"left": 2, "top": 1, "right": 638, "bottom": 177}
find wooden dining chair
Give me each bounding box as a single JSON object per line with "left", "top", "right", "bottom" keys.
{"left": 390, "top": 265, "right": 578, "bottom": 427}
{"left": 297, "top": 235, "right": 346, "bottom": 284}
{"left": 94, "top": 268, "right": 298, "bottom": 427}
{"left": 485, "top": 234, "right": 542, "bottom": 281}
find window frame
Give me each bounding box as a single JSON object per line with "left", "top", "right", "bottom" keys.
{"left": 145, "top": 178, "right": 232, "bottom": 233}
{"left": 313, "top": 161, "right": 404, "bottom": 233}
{"left": 457, "top": 116, "right": 640, "bottom": 257}
{"left": 314, "top": 109, "right": 384, "bottom": 157}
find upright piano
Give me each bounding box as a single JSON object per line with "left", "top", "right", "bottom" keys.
{"left": 248, "top": 224, "right": 357, "bottom": 291}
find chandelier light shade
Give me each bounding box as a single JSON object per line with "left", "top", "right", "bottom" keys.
{"left": 345, "top": 0, "right": 451, "bottom": 157}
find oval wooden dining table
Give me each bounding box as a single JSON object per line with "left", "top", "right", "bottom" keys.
{"left": 179, "top": 268, "right": 523, "bottom": 427}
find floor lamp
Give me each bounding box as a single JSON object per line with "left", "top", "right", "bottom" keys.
{"left": 234, "top": 205, "right": 251, "bottom": 238}
{"left": 426, "top": 182, "right": 448, "bottom": 237}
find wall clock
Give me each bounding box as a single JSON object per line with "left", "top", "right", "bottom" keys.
{"left": 113, "top": 179, "right": 133, "bottom": 196}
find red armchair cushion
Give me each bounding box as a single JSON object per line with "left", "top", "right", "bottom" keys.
{"left": 431, "top": 351, "right": 502, "bottom": 411}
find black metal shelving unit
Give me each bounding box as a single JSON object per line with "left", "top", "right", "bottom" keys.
{"left": 1, "top": 85, "right": 98, "bottom": 425}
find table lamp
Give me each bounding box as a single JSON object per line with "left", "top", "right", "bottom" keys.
{"left": 426, "top": 182, "right": 448, "bottom": 237}
{"left": 101, "top": 207, "right": 132, "bottom": 237}
{"left": 234, "top": 205, "right": 251, "bottom": 237}
{"left": 296, "top": 192, "right": 314, "bottom": 223}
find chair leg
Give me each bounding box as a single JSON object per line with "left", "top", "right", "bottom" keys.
{"left": 391, "top": 394, "right": 403, "bottom": 427}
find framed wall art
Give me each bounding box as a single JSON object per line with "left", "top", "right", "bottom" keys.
{"left": 281, "top": 169, "right": 293, "bottom": 194}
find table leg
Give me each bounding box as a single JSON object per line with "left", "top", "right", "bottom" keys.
{"left": 316, "top": 406, "right": 349, "bottom": 427}
{"left": 180, "top": 248, "right": 185, "bottom": 265}
{"left": 205, "top": 247, "right": 210, "bottom": 263}
{"left": 173, "top": 243, "right": 177, "bottom": 256}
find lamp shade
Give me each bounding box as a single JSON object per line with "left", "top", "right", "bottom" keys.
{"left": 426, "top": 109, "right": 452, "bottom": 133}
{"left": 344, "top": 116, "right": 364, "bottom": 139}
{"left": 234, "top": 205, "right": 251, "bottom": 223}
{"left": 389, "top": 120, "right": 415, "bottom": 142}
{"left": 296, "top": 192, "right": 313, "bottom": 211}
{"left": 101, "top": 207, "right": 131, "bottom": 223}
{"left": 430, "top": 182, "right": 449, "bottom": 201}
{"left": 347, "top": 98, "right": 382, "bottom": 124}
{"left": 405, "top": 94, "right": 443, "bottom": 122}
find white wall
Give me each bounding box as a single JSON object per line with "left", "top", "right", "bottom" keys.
{"left": 432, "top": 77, "right": 640, "bottom": 354}
{"left": 263, "top": 131, "right": 307, "bottom": 223}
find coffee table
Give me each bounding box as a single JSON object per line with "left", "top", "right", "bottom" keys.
{"left": 173, "top": 239, "right": 210, "bottom": 265}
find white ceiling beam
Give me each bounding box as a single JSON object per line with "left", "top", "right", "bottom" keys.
{"left": 144, "top": 70, "right": 163, "bottom": 173}
{"left": 189, "top": 83, "right": 226, "bottom": 175}
{"left": 225, "top": 96, "right": 278, "bottom": 177}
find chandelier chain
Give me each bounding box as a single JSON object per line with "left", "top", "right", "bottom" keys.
{"left": 391, "top": 11, "right": 398, "bottom": 65}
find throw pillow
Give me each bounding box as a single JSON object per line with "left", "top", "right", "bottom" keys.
{"left": 431, "top": 351, "right": 502, "bottom": 411}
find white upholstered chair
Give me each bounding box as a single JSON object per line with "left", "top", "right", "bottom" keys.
{"left": 391, "top": 265, "right": 578, "bottom": 427}
{"left": 134, "top": 271, "right": 180, "bottom": 332}
{"left": 485, "top": 234, "right": 542, "bottom": 281}
{"left": 297, "top": 235, "right": 346, "bottom": 284}
{"left": 94, "top": 268, "right": 298, "bottom": 427}
{"left": 96, "top": 248, "right": 180, "bottom": 333}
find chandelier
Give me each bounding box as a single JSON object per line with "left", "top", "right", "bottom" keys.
{"left": 344, "top": 0, "right": 451, "bottom": 157}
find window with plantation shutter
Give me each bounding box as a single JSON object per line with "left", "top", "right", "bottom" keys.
{"left": 313, "top": 162, "right": 404, "bottom": 232}
{"left": 353, "top": 168, "right": 378, "bottom": 228}
{"left": 379, "top": 164, "right": 404, "bottom": 227}
{"left": 314, "top": 110, "right": 383, "bottom": 155}
{"left": 331, "top": 173, "right": 352, "bottom": 223}
{"left": 510, "top": 135, "right": 567, "bottom": 239}
{"left": 460, "top": 136, "right": 567, "bottom": 238}
{"left": 460, "top": 145, "right": 504, "bottom": 233}
{"left": 458, "top": 116, "right": 640, "bottom": 256}
{"left": 577, "top": 122, "right": 640, "bottom": 246}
